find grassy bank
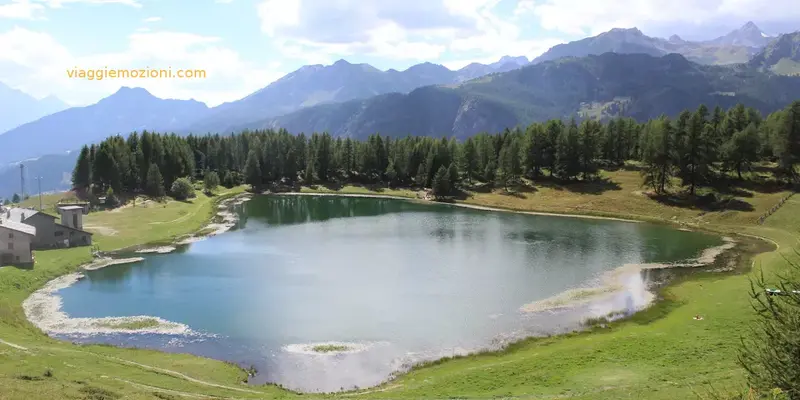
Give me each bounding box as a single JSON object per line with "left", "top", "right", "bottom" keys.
{"left": 0, "top": 170, "right": 797, "bottom": 399}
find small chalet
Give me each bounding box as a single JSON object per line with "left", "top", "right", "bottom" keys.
{"left": 2, "top": 206, "right": 92, "bottom": 249}
{"left": 0, "top": 218, "right": 36, "bottom": 266}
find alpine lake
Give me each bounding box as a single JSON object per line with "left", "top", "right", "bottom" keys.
{"left": 51, "top": 194, "right": 732, "bottom": 392}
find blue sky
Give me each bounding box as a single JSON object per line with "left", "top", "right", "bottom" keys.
{"left": 0, "top": 0, "right": 797, "bottom": 107}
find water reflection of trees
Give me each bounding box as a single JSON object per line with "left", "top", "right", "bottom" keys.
{"left": 245, "top": 195, "right": 440, "bottom": 226}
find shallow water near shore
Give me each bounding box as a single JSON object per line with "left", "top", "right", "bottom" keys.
{"left": 47, "top": 195, "right": 723, "bottom": 392}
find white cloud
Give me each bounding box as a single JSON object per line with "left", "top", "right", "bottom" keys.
{"left": 0, "top": 0, "right": 45, "bottom": 19}
{"left": 143, "top": 16, "right": 160, "bottom": 23}
{"left": 256, "top": 0, "right": 543, "bottom": 65}
{"left": 0, "top": 27, "right": 285, "bottom": 107}
{"left": 41, "top": 0, "right": 141, "bottom": 8}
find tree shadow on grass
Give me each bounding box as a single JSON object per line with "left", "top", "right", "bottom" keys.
{"left": 647, "top": 192, "right": 755, "bottom": 212}
{"left": 532, "top": 176, "right": 622, "bottom": 195}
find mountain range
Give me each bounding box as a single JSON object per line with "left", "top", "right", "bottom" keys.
{"left": 1, "top": 23, "right": 799, "bottom": 198}
{"left": 239, "top": 52, "right": 800, "bottom": 140}
{"left": 749, "top": 31, "right": 800, "bottom": 75}
{"left": 0, "top": 87, "right": 207, "bottom": 165}
{"left": 0, "top": 82, "right": 68, "bottom": 134}
{"left": 532, "top": 22, "right": 773, "bottom": 66}
{"left": 182, "top": 55, "right": 530, "bottom": 135}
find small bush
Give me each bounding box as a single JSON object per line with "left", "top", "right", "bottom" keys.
{"left": 43, "top": 368, "right": 54, "bottom": 378}
{"left": 204, "top": 170, "right": 220, "bottom": 194}
{"left": 79, "top": 386, "right": 121, "bottom": 400}
{"left": 170, "top": 177, "right": 195, "bottom": 201}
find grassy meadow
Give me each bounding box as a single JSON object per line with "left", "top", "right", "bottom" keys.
{"left": 0, "top": 169, "right": 797, "bottom": 399}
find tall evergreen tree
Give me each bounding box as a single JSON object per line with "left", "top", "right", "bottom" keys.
{"left": 72, "top": 145, "right": 92, "bottom": 191}
{"left": 145, "top": 162, "right": 165, "bottom": 198}
{"left": 722, "top": 123, "right": 761, "bottom": 179}
{"left": 641, "top": 117, "right": 675, "bottom": 194}
{"left": 555, "top": 119, "right": 581, "bottom": 180}
{"left": 244, "top": 149, "right": 262, "bottom": 189}
{"left": 431, "top": 165, "right": 451, "bottom": 198}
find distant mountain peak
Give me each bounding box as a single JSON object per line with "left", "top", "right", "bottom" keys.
{"left": 608, "top": 27, "right": 643, "bottom": 35}
{"left": 333, "top": 59, "right": 351, "bottom": 66}
{"left": 708, "top": 21, "right": 770, "bottom": 48}
{"left": 496, "top": 55, "right": 529, "bottom": 66}
{"left": 113, "top": 86, "right": 153, "bottom": 97}
{"left": 669, "top": 34, "right": 684, "bottom": 43}
{"left": 742, "top": 21, "right": 759, "bottom": 30}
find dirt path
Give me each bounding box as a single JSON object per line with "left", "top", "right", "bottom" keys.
{"left": 33, "top": 343, "right": 264, "bottom": 395}
{"left": 111, "top": 377, "right": 222, "bottom": 399}
{"left": 0, "top": 338, "right": 28, "bottom": 351}
{"left": 83, "top": 225, "right": 119, "bottom": 236}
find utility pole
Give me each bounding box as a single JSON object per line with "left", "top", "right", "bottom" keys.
{"left": 20, "top": 163, "right": 25, "bottom": 202}
{"left": 35, "top": 176, "right": 43, "bottom": 211}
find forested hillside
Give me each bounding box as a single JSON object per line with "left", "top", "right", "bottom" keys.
{"left": 61, "top": 101, "right": 800, "bottom": 204}
{"left": 241, "top": 53, "right": 800, "bottom": 141}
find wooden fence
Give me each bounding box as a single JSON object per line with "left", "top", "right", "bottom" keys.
{"left": 757, "top": 192, "right": 795, "bottom": 225}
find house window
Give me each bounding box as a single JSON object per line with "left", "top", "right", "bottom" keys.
{"left": 55, "top": 231, "right": 63, "bottom": 237}
{"left": 7, "top": 242, "right": 13, "bottom": 250}
{"left": 8, "top": 233, "right": 12, "bottom": 239}
{"left": 73, "top": 214, "right": 78, "bottom": 228}
{"left": 15, "top": 256, "right": 19, "bottom": 262}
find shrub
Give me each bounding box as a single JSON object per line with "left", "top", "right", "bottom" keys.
{"left": 170, "top": 177, "right": 195, "bottom": 200}
{"left": 739, "top": 251, "right": 800, "bottom": 398}
{"left": 204, "top": 170, "right": 220, "bottom": 194}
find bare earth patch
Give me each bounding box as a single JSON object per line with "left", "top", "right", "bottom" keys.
{"left": 84, "top": 225, "right": 119, "bottom": 236}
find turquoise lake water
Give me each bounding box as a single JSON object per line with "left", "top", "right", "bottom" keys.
{"left": 56, "top": 195, "right": 722, "bottom": 392}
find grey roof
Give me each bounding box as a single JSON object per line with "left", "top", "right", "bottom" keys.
{"left": 58, "top": 206, "right": 84, "bottom": 211}
{"left": 0, "top": 218, "right": 36, "bottom": 236}
{"left": 3, "top": 207, "right": 40, "bottom": 223}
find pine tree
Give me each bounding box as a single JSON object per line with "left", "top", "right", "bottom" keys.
{"left": 675, "top": 108, "right": 712, "bottom": 195}
{"left": 11, "top": 193, "right": 20, "bottom": 204}
{"left": 739, "top": 255, "right": 800, "bottom": 396}
{"left": 498, "top": 138, "right": 521, "bottom": 189}
{"left": 385, "top": 160, "right": 398, "bottom": 187}
{"left": 484, "top": 160, "right": 497, "bottom": 184}
{"left": 244, "top": 149, "right": 261, "bottom": 189}
{"left": 203, "top": 170, "right": 220, "bottom": 193}
{"left": 462, "top": 138, "right": 478, "bottom": 183}
{"left": 303, "top": 158, "right": 315, "bottom": 184}
{"left": 722, "top": 123, "right": 761, "bottom": 179}
{"left": 431, "top": 165, "right": 450, "bottom": 198}
{"left": 641, "top": 117, "right": 675, "bottom": 194}
{"left": 145, "top": 163, "right": 165, "bottom": 198}
{"left": 415, "top": 163, "right": 428, "bottom": 188}
{"left": 579, "top": 120, "right": 600, "bottom": 180}
{"left": 555, "top": 120, "right": 581, "bottom": 180}
{"left": 72, "top": 145, "right": 92, "bottom": 191}
{"left": 774, "top": 101, "right": 800, "bottom": 184}
{"left": 448, "top": 163, "right": 459, "bottom": 189}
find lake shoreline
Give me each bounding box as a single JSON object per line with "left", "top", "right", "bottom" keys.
{"left": 22, "top": 192, "right": 253, "bottom": 338}
{"left": 14, "top": 188, "right": 779, "bottom": 396}
{"left": 25, "top": 191, "right": 751, "bottom": 394}
{"left": 270, "top": 191, "right": 643, "bottom": 223}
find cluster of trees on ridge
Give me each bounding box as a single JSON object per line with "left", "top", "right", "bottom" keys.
{"left": 68, "top": 101, "right": 800, "bottom": 201}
